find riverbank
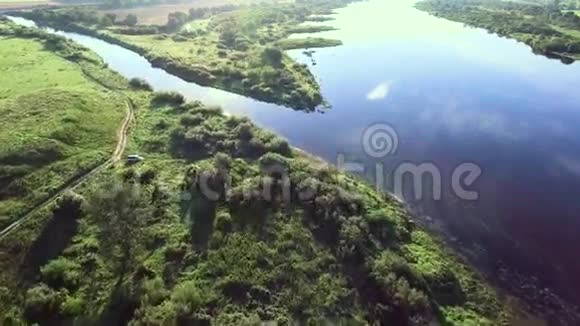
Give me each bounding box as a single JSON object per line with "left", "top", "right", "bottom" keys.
{"left": 415, "top": 0, "right": 580, "bottom": 64}
{"left": 12, "top": 1, "right": 353, "bottom": 110}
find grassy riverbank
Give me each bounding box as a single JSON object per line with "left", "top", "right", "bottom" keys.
{"left": 0, "top": 19, "right": 513, "bottom": 326}
{"left": 0, "top": 19, "right": 127, "bottom": 230}
{"left": 416, "top": 0, "right": 580, "bottom": 63}
{"left": 15, "top": 1, "right": 352, "bottom": 110}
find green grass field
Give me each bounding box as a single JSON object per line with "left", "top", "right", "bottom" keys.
{"left": 0, "top": 35, "right": 126, "bottom": 227}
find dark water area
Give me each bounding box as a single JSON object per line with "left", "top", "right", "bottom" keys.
{"left": 8, "top": 0, "right": 580, "bottom": 321}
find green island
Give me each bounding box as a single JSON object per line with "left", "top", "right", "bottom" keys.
{"left": 0, "top": 19, "right": 513, "bottom": 325}
{"left": 12, "top": 1, "right": 354, "bottom": 110}
{"left": 416, "top": 0, "right": 580, "bottom": 63}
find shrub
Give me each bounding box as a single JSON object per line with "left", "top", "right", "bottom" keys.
{"left": 54, "top": 191, "right": 85, "bottom": 220}
{"left": 258, "top": 152, "right": 289, "bottom": 171}
{"left": 265, "top": 137, "right": 292, "bottom": 157}
{"left": 214, "top": 152, "right": 232, "bottom": 171}
{"left": 129, "top": 78, "right": 153, "bottom": 91}
{"left": 140, "top": 168, "right": 157, "bottom": 185}
{"left": 262, "top": 47, "right": 283, "bottom": 66}
{"left": 214, "top": 210, "right": 233, "bottom": 233}
{"left": 367, "top": 208, "right": 398, "bottom": 244}
{"left": 180, "top": 113, "right": 204, "bottom": 126}
{"left": 141, "top": 277, "right": 168, "bottom": 306}
{"left": 60, "top": 295, "right": 85, "bottom": 316}
{"left": 170, "top": 280, "right": 209, "bottom": 316}
{"left": 23, "top": 284, "right": 65, "bottom": 323}
{"left": 152, "top": 91, "right": 185, "bottom": 106}
{"left": 124, "top": 14, "right": 138, "bottom": 27}
{"left": 41, "top": 257, "right": 81, "bottom": 289}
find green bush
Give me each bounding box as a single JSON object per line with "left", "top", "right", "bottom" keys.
{"left": 129, "top": 77, "right": 153, "bottom": 91}
{"left": 170, "top": 280, "right": 211, "bottom": 316}
{"left": 141, "top": 277, "right": 169, "bottom": 306}
{"left": 40, "top": 257, "right": 82, "bottom": 289}
{"left": 140, "top": 168, "right": 157, "bottom": 185}
{"left": 262, "top": 47, "right": 283, "bottom": 66}
{"left": 124, "top": 14, "right": 138, "bottom": 27}
{"left": 214, "top": 210, "right": 233, "bottom": 233}
{"left": 60, "top": 295, "right": 85, "bottom": 316}
{"left": 258, "top": 152, "right": 289, "bottom": 171}
{"left": 152, "top": 91, "right": 185, "bottom": 106}
{"left": 23, "top": 284, "right": 65, "bottom": 323}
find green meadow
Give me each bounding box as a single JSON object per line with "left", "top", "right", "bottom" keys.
{"left": 0, "top": 30, "right": 126, "bottom": 228}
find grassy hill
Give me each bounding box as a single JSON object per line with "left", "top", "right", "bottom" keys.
{"left": 0, "top": 19, "right": 511, "bottom": 325}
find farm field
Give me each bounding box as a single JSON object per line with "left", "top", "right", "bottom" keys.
{"left": 98, "top": 0, "right": 290, "bottom": 25}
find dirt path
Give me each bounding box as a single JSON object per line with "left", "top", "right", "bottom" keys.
{"left": 0, "top": 77, "right": 135, "bottom": 241}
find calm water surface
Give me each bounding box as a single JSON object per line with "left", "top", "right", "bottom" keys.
{"left": 9, "top": 0, "right": 580, "bottom": 313}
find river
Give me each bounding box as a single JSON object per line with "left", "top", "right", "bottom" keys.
{"left": 8, "top": 0, "right": 580, "bottom": 321}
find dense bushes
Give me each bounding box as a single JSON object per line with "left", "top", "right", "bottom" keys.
{"left": 151, "top": 91, "right": 185, "bottom": 106}
{"left": 167, "top": 104, "right": 291, "bottom": 160}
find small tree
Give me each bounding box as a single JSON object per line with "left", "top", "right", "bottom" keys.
{"left": 105, "top": 13, "right": 117, "bottom": 24}
{"left": 166, "top": 11, "right": 188, "bottom": 31}
{"left": 219, "top": 27, "right": 238, "bottom": 49}
{"left": 124, "top": 14, "right": 138, "bottom": 27}
{"left": 100, "top": 15, "right": 114, "bottom": 27}
{"left": 263, "top": 47, "right": 283, "bottom": 66}
{"left": 88, "top": 182, "right": 149, "bottom": 278}
{"left": 129, "top": 77, "right": 152, "bottom": 91}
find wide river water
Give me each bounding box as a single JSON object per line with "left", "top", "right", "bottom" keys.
{"left": 8, "top": 0, "right": 580, "bottom": 318}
